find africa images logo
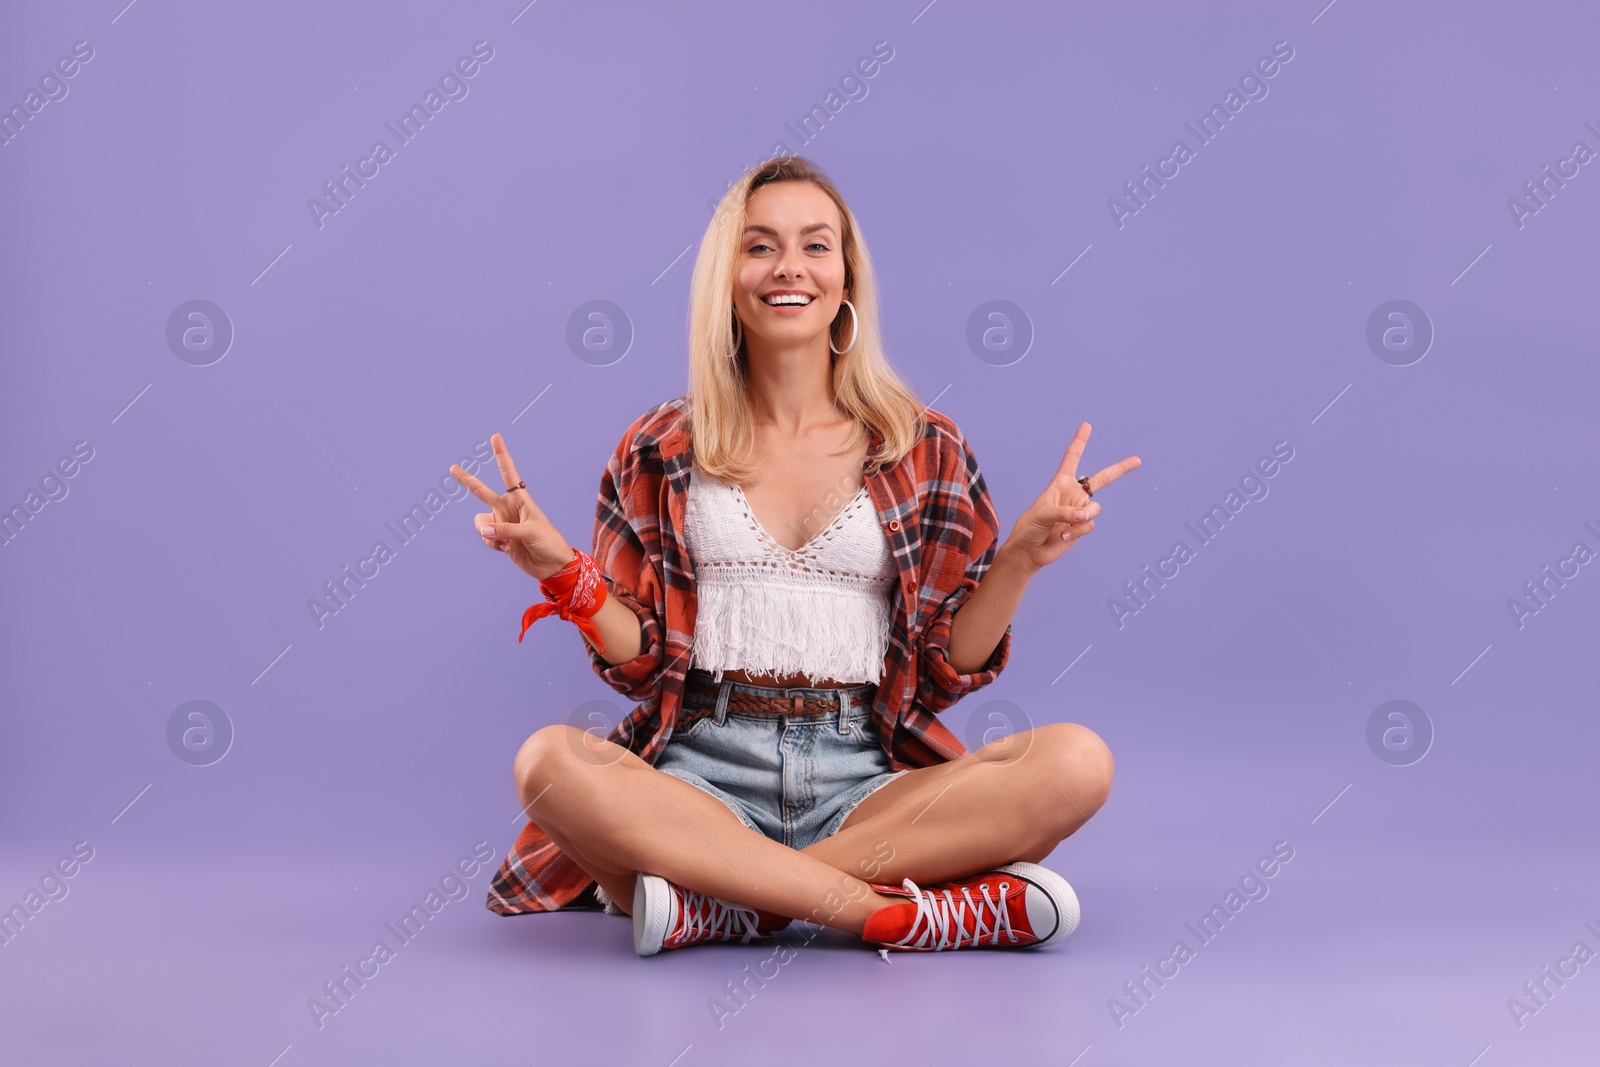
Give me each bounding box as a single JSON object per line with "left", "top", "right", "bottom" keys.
{"left": 1107, "top": 39, "right": 1296, "bottom": 230}
{"left": 306, "top": 41, "right": 496, "bottom": 230}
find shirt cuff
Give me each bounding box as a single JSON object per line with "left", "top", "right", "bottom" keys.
{"left": 584, "top": 586, "right": 664, "bottom": 702}
{"left": 917, "top": 583, "right": 1012, "bottom": 710}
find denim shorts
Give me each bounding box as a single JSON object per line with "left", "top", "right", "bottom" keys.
{"left": 653, "top": 669, "right": 909, "bottom": 850}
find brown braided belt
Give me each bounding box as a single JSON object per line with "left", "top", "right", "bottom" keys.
{"left": 682, "top": 668, "right": 876, "bottom": 719}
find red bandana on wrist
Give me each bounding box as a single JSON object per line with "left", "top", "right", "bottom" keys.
{"left": 517, "top": 548, "right": 608, "bottom": 653}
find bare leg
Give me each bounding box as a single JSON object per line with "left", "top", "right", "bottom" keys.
{"left": 513, "top": 725, "right": 900, "bottom": 934}
{"left": 800, "top": 722, "right": 1115, "bottom": 887}
{"left": 537, "top": 822, "right": 638, "bottom": 915}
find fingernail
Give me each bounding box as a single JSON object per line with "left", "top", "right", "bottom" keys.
{"left": 1074, "top": 509, "right": 1087, "bottom": 522}
{"left": 484, "top": 524, "right": 495, "bottom": 537}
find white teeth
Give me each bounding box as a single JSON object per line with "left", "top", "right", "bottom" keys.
{"left": 765, "top": 294, "right": 812, "bottom": 306}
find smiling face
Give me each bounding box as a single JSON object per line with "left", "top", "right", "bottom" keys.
{"left": 733, "top": 180, "right": 850, "bottom": 355}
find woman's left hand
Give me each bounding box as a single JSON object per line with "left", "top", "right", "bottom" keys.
{"left": 1004, "top": 422, "right": 1141, "bottom": 574}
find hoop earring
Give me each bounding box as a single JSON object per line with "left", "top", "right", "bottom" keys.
{"left": 830, "top": 299, "right": 859, "bottom": 355}
{"left": 730, "top": 311, "right": 743, "bottom": 353}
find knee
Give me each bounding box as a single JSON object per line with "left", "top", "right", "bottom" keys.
{"left": 1030, "top": 722, "right": 1114, "bottom": 825}
{"left": 512, "top": 724, "right": 585, "bottom": 796}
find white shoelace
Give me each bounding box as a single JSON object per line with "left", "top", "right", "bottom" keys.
{"left": 896, "top": 877, "right": 1019, "bottom": 949}
{"left": 676, "top": 888, "right": 762, "bottom": 945}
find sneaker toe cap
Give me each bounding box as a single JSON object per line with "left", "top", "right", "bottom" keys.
{"left": 1011, "top": 865, "right": 1080, "bottom": 944}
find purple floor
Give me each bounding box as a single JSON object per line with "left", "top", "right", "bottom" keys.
{"left": 6, "top": 681, "right": 1597, "bottom": 1066}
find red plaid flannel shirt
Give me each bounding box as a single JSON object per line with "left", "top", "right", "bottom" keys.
{"left": 487, "top": 395, "right": 1012, "bottom": 914}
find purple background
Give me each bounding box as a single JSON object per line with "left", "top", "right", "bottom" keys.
{"left": 3, "top": 0, "right": 1597, "bottom": 1063}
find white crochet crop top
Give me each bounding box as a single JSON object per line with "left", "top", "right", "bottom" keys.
{"left": 683, "top": 470, "right": 897, "bottom": 685}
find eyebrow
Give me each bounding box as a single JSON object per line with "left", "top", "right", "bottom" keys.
{"left": 743, "top": 222, "right": 837, "bottom": 238}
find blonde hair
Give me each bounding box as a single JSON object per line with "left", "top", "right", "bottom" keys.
{"left": 685, "top": 155, "right": 927, "bottom": 482}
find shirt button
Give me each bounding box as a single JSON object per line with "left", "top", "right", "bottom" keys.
{"left": 888, "top": 519, "right": 901, "bottom": 531}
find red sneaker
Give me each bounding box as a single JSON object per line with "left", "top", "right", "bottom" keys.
{"left": 633, "top": 873, "right": 782, "bottom": 956}
{"left": 862, "top": 862, "right": 1080, "bottom": 951}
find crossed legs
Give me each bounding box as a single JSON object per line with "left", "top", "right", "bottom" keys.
{"left": 512, "top": 721, "right": 1114, "bottom": 935}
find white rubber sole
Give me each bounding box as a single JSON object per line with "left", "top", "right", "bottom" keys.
{"left": 633, "top": 873, "right": 673, "bottom": 956}
{"left": 997, "top": 861, "right": 1081, "bottom": 945}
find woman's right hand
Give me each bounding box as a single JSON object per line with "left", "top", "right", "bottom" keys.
{"left": 450, "top": 433, "right": 577, "bottom": 582}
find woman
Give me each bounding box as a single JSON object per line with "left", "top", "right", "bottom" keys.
{"left": 449, "top": 156, "right": 1139, "bottom": 955}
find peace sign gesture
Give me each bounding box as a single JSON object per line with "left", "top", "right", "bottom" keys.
{"left": 1005, "top": 422, "right": 1141, "bottom": 574}
{"left": 448, "top": 433, "right": 577, "bottom": 582}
